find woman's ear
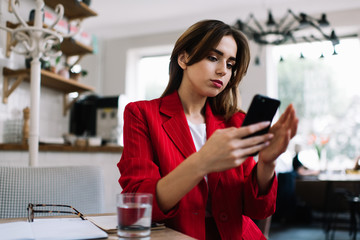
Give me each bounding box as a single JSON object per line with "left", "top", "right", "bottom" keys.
{"left": 177, "top": 52, "right": 188, "bottom": 70}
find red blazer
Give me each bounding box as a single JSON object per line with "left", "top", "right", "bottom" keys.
{"left": 118, "top": 91, "right": 277, "bottom": 240}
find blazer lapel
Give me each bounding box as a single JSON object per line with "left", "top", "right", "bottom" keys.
{"left": 204, "top": 102, "right": 225, "bottom": 138}
{"left": 205, "top": 102, "right": 226, "bottom": 194}
{"left": 160, "top": 94, "right": 227, "bottom": 194}
{"left": 160, "top": 92, "right": 196, "bottom": 159}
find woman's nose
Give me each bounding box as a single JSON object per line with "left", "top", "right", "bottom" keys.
{"left": 216, "top": 61, "right": 227, "bottom": 76}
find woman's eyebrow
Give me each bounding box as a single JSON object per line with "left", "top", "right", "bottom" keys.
{"left": 211, "top": 48, "right": 236, "bottom": 61}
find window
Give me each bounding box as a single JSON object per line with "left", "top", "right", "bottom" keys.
{"left": 273, "top": 38, "right": 360, "bottom": 170}
{"left": 126, "top": 46, "right": 172, "bottom": 101}
{"left": 138, "top": 55, "right": 170, "bottom": 100}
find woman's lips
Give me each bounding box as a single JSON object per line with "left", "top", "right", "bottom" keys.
{"left": 211, "top": 80, "right": 223, "bottom": 88}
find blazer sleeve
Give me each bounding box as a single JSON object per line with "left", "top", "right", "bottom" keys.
{"left": 242, "top": 158, "right": 278, "bottom": 220}
{"left": 229, "top": 111, "right": 278, "bottom": 220}
{"left": 117, "top": 102, "right": 179, "bottom": 221}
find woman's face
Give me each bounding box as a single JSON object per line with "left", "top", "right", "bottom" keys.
{"left": 180, "top": 35, "right": 237, "bottom": 98}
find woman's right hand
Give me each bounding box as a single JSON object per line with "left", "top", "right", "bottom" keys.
{"left": 196, "top": 121, "right": 273, "bottom": 174}
{"left": 157, "top": 121, "right": 273, "bottom": 212}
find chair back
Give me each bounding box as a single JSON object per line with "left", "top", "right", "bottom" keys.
{"left": 0, "top": 166, "right": 104, "bottom": 218}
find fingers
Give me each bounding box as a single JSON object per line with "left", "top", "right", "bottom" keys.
{"left": 203, "top": 124, "right": 274, "bottom": 172}
{"left": 237, "top": 133, "right": 273, "bottom": 148}
{"left": 273, "top": 104, "right": 299, "bottom": 139}
{"left": 235, "top": 121, "right": 271, "bottom": 139}
{"left": 284, "top": 104, "right": 298, "bottom": 138}
{"left": 275, "top": 104, "right": 289, "bottom": 125}
{"left": 229, "top": 139, "right": 272, "bottom": 168}
{"left": 229, "top": 130, "right": 273, "bottom": 161}
{"left": 277, "top": 104, "right": 293, "bottom": 124}
{"left": 290, "top": 116, "right": 299, "bottom": 138}
{"left": 234, "top": 139, "right": 271, "bottom": 159}
{"left": 258, "top": 105, "right": 298, "bottom": 164}
{"left": 232, "top": 121, "right": 274, "bottom": 155}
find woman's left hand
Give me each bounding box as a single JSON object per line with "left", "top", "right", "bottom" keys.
{"left": 258, "top": 104, "right": 298, "bottom": 165}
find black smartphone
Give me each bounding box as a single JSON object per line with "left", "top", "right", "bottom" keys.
{"left": 242, "top": 94, "right": 280, "bottom": 139}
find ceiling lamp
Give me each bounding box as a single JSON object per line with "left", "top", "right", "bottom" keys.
{"left": 235, "top": 10, "right": 339, "bottom": 46}
{"left": 234, "top": 10, "right": 344, "bottom": 64}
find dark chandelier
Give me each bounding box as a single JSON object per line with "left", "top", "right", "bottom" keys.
{"left": 234, "top": 10, "right": 346, "bottom": 64}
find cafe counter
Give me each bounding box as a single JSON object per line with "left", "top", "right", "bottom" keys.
{"left": 0, "top": 143, "right": 123, "bottom": 153}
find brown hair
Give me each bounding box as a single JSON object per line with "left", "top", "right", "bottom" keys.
{"left": 161, "top": 19, "right": 251, "bottom": 120}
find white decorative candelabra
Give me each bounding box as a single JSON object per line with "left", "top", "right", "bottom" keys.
{"left": 0, "top": 0, "right": 66, "bottom": 166}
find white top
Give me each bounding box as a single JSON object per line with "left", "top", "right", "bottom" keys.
{"left": 187, "top": 121, "right": 213, "bottom": 217}
{"left": 187, "top": 121, "right": 206, "bottom": 151}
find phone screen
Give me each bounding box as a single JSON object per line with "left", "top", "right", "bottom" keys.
{"left": 242, "top": 94, "right": 280, "bottom": 139}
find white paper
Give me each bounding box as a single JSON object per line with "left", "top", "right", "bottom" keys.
{"left": 86, "top": 215, "right": 117, "bottom": 232}
{"left": 0, "top": 221, "right": 34, "bottom": 240}
{"left": 0, "top": 218, "right": 108, "bottom": 240}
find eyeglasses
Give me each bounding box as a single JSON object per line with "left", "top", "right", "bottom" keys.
{"left": 27, "top": 203, "right": 85, "bottom": 222}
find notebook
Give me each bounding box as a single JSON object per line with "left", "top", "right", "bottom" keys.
{"left": 0, "top": 218, "right": 108, "bottom": 240}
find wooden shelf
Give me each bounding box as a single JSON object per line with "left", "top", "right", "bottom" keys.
{"left": 3, "top": 67, "right": 94, "bottom": 94}
{"left": 61, "top": 38, "right": 93, "bottom": 56}
{"left": 0, "top": 143, "right": 123, "bottom": 153}
{"left": 2, "top": 67, "right": 94, "bottom": 115}
{"left": 3, "top": 2, "right": 97, "bottom": 116}
{"left": 44, "top": 0, "right": 97, "bottom": 20}
{"left": 6, "top": 22, "right": 93, "bottom": 57}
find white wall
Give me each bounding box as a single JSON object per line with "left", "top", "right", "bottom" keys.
{"left": 239, "top": 41, "right": 270, "bottom": 110}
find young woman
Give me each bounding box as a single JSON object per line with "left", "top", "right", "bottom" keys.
{"left": 118, "top": 19, "right": 298, "bottom": 240}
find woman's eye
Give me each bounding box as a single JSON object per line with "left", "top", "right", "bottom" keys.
{"left": 207, "top": 56, "right": 218, "bottom": 62}
{"left": 227, "top": 63, "right": 234, "bottom": 69}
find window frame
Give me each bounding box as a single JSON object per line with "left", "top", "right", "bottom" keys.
{"left": 125, "top": 45, "right": 173, "bottom": 101}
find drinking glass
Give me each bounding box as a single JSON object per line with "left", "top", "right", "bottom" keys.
{"left": 116, "top": 193, "right": 153, "bottom": 238}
